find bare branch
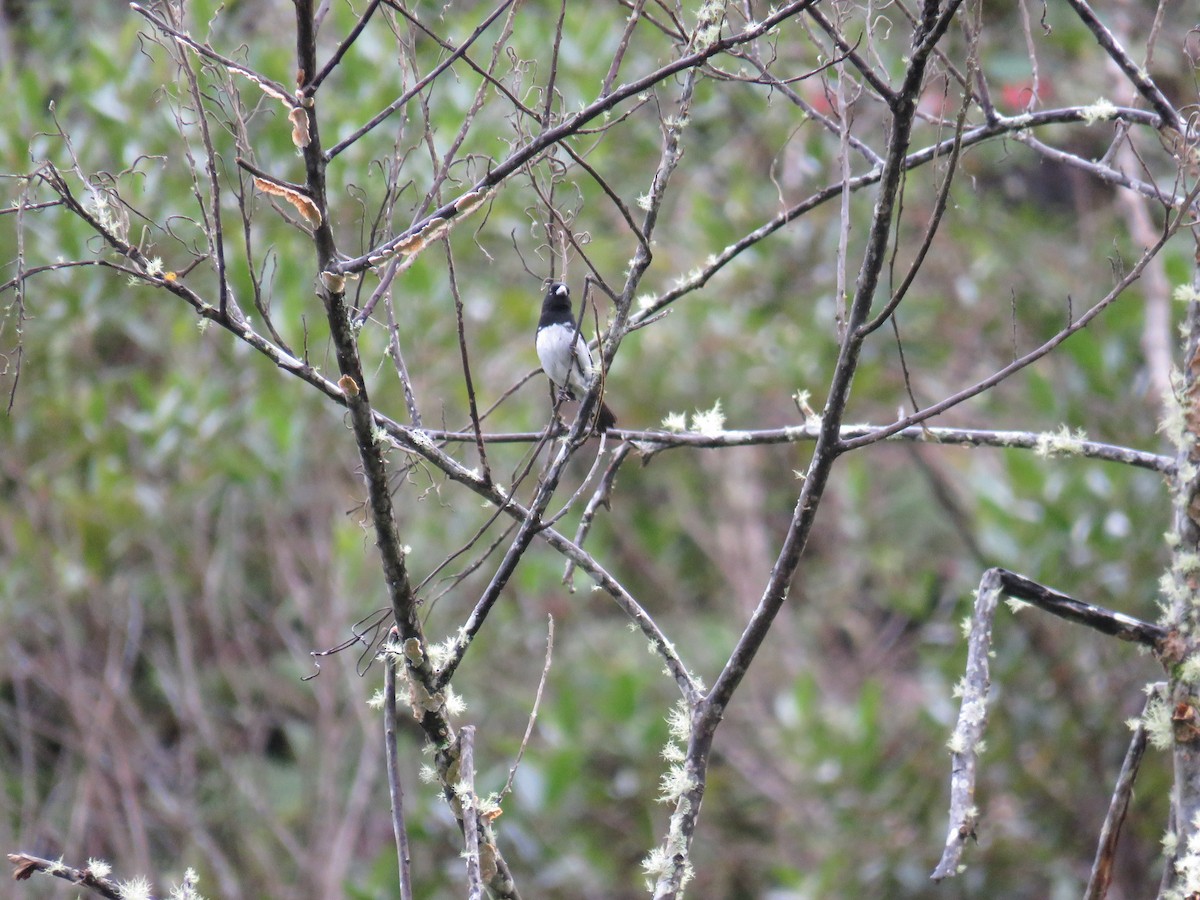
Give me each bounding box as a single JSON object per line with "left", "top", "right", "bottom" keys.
{"left": 383, "top": 638, "right": 415, "bottom": 900}
{"left": 130, "top": 3, "right": 296, "bottom": 106}
{"left": 444, "top": 242, "right": 492, "bottom": 486}
{"left": 934, "top": 571, "right": 1165, "bottom": 882}
{"left": 564, "top": 442, "right": 635, "bottom": 587}
{"left": 1085, "top": 685, "right": 1161, "bottom": 900}
{"left": 1061, "top": 0, "right": 1183, "bottom": 132}
{"left": 500, "top": 616, "right": 555, "bottom": 801}
{"left": 7, "top": 853, "right": 125, "bottom": 899}
{"left": 307, "top": 0, "right": 383, "bottom": 93}
{"left": 459, "top": 726, "right": 483, "bottom": 900}
{"left": 408, "top": 422, "right": 1173, "bottom": 473}
{"left": 626, "top": 105, "right": 1174, "bottom": 331}
{"left": 806, "top": 5, "right": 896, "bottom": 102}
{"left": 335, "top": 0, "right": 821, "bottom": 275}
{"left": 989, "top": 568, "right": 1166, "bottom": 648}
{"left": 839, "top": 186, "right": 1200, "bottom": 452}
{"left": 325, "top": 0, "right": 517, "bottom": 161}
{"left": 931, "top": 568, "right": 1001, "bottom": 882}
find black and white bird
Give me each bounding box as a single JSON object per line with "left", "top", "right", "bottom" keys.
{"left": 535, "top": 281, "right": 617, "bottom": 432}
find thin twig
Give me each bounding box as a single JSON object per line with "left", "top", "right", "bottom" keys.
{"left": 601, "top": 0, "right": 647, "bottom": 97}
{"left": 1061, "top": 0, "right": 1182, "bottom": 132}
{"left": 931, "top": 568, "right": 1002, "bottom": 881}
{"left": 806, "top": 5, "right": 895, "bottom": 101}
{"left": 383, "top": 635, "right": 415, "bottom": 900}
{"left": 459, "top": 726, "right": 483, "bottom": 900}
{"left": 335, "top": 0, "right": 821, "bottom": 275}
{"left": 7, "top": 853, "right": 124, "bottom": 899}
{"left": 542, "top": 436, "right": 612, "bottom": 529}
{"left": 500, "top": 616, "right": 555, "bottom": 800}
{"left": 840, "top": 186, "right": 1200, "bottom": 452}
{"left": 564, "top": 442, "right": 634, "bottom": 588}
{"left": 325, "top": 0, "right": 516, "bottom": 160}
{"left": 860, "top": 52, "right": 974, "bottom": 337}
{"left": 176, "top": 28, "right": 230, "bottom": 317}
{"left": 308, "top": 0, "right": 382, "bottom": 92}
{"left": 1084, "top": 685, "right": 1161, "bottom": 900}
{"left": 130, "top": 4, "right": 295, "bottom": 105}
{"left": 445, "top": 243, "right": 491, "bottom": 485}
{"left": 384, "top": 283, "right": 423, "bottom": 427}
{"left": 624, "top": 105, "right": 1173, "bottom": 331}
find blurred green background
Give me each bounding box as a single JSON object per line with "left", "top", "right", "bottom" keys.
{"left": 1, "top": 0, "right": 1192, "bottom": 897}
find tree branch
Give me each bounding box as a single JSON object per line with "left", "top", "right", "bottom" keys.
{"left": 931, "top": 567, "right": 1001, "bottom": 881}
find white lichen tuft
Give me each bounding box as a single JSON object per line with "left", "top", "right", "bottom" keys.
{"left": 658, "top": 764, "right": 696, "bottom": 802}
{"left": 691, "top": 400, "right": 725, "bottom": 436}
{"left": 667, "top": 700, "right": 692, "bottom": 743}
{"left": 641, "top": 845, "right": 672, "bottom": 884}
{"left": 427, "top": 630, "right": 468, "bottom": 672}
{"left": 117, "top": 875, "right": 154, "bottom": 900}
{"left": 168, "top": 868, "right": 206, "bottom": 900}
{"left": 379, "top": 637, "right": 404, "bottom": 663}
{"left": 1174, "top": 812, "right": 1200, "bottom": 895}
{"left": 1034, "top": 425, "right": 1088, "bottom": 458}
{"left": 1173, "top": 284, "right": 1200, "bottom": 304}
{"left": 88, "top": 185, "right": 130, "bottom": 241}
{"left": 661, "top": 411, "right": 688, "bottom": 432}
{"left": 1139, "top": 695, "right": 1174, "bottom": 751}
{"left": 691, "top": 0, "right": 727, "bottom": 52}
{"left": 444, "top": 686, "right": 467, "bottom": 717}
{"left": 1181, "top": 657, "right": 1200, "bottom": 686}
{"left": 960, "top": 614, "right": 974, "bottom": 639}
{"left": 641, "top": 796, "right": 696, "bottom": 893}
{"left": 1178, "top": 554, "right": 1200, "bottom": 577}
{"left": 1004, "top": 597, "right": 1031, "bottom": 614}
{"left": 86, "top": 859, "right": 112, "bottom": 879}
{"left": 946, "top": 730, "right": 967, "bottom": 754}
{"left": 408, "top": 430, "right": 436, "bottom": 451}
{"left": 1080, "top": 98, "right": 1118, "bottom": 125}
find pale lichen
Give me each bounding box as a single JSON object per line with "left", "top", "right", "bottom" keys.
{"left": 1034, "top": 425, "right": 1088, "bottom": 458}
{"left": 1080, "top": 98, "right": 1118, "bottom": 125}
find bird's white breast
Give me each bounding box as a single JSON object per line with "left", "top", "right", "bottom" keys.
{"left": 536, "top": 323, "right": 594, "bottom": 393}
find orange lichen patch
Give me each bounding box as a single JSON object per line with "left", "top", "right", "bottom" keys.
{"left": 338, "top": 374, "right": 360, "bottom": 398}
{"left": 253, "top": 177, "right": 322, "bottom": 226}
{"left": 289, "top": 107, "right": 311, "bottom": 148}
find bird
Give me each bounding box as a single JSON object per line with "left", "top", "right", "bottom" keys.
{"left": 535, "top": 281, "right": 617, "bottom": 432}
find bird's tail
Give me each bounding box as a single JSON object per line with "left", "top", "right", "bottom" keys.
{"left": 595, "top": 401, "right": 617, "bottom": 433}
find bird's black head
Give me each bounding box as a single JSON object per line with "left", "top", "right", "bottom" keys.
{"left": 540, "top": 281, "right": 573, "bottom": 320}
